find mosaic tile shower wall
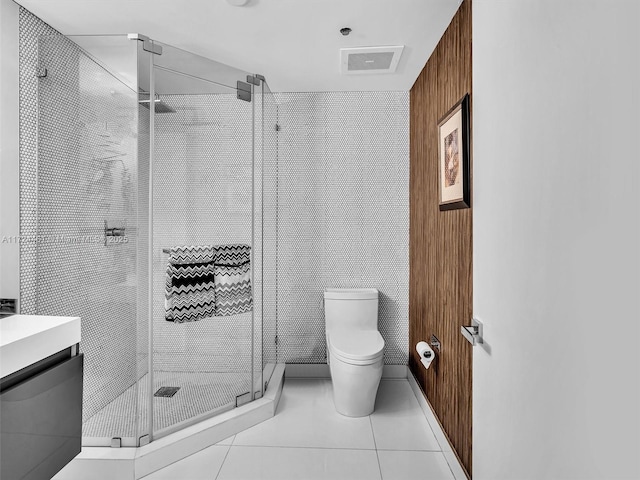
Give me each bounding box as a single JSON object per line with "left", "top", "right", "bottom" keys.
{"left": 261, "top": 83, "right": 279, "bottom": 371}
{"left": 152, "top": 94, "right": 255, "bottom": 378}
{"left": 135, "top": 95, "right": 150, "bottom": 438}
{"left": 274, "top": 92, "right": 409, "bottom": 365}
{"left": 19, "top": 22, "right": 141, "bottom": 427}
{"left": 18, "top": 7, "right": 58, "bottom": 314}
{"left": 252, "top": 90, "right": 265, "bottom": 383}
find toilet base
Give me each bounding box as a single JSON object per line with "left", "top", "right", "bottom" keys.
{"left": 328, "top": 354, "right": 383, "bottom": 417}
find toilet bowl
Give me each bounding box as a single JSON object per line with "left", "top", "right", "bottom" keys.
{"left": 324, "top": 288, "right": 385, "bottom": 417}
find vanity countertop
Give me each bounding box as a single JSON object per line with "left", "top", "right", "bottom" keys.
{"left": 0, "top": 315, "right": 81, "bottom": 378}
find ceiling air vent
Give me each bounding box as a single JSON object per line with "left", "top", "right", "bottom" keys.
{"left": 340, "top": 46, "right": 404, "bottom": 75}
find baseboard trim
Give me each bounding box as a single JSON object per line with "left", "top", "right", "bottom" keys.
{"left": 406, "top": 367, "right": 469, "bottom": 480}
{"left": 284, "top": 364, "right": 331, "bottom": 378}
{"left": 382, "top": 364, "right": 408, "bottom": 378}
{"left": 284, "top": 363, "right": 407, "bottom": 379}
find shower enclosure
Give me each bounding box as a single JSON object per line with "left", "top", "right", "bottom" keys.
{"left": 33, "top": 33, "right": 277, "bottom": 446}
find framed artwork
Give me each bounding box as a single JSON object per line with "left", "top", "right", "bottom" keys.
{"left": 438, "top": 93, "right": 470, "bottom": 210}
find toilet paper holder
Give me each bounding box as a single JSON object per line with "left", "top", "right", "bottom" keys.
{"left": 430, "top": 334, "right": 441, "bottom": 352}
{"left": 416, "top": 341, "right": 436, "bottom": 367}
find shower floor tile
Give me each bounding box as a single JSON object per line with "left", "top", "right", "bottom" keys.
{"left": 82, "top": 371, "right": 250, "bottom": 439}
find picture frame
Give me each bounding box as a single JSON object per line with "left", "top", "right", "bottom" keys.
{"left": 438, "top": 93, "right": 470, "bottom": 210}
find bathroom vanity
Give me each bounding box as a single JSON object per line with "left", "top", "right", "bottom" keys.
{"left": 0, "top": 315, "right": 83, "bottom": 480}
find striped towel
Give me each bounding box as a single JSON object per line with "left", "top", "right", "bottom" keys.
{"left": 168, "top": 245, "right": 215, "bottom": 265}
{"left": 165, "top": 246, "right": 216, "bottom": 323}
{"left": 213, "top": 244, "right": 253, "bottom": 316}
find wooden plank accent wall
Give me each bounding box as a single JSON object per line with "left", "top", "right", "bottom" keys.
{"left": 409, "top": 0, "right": 473, "bottom": 477}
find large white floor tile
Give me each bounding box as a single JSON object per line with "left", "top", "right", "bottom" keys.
{"left": 140, "top": 445, "right": 229, "bottom": 480}
{"left": 234, "top": 379, "right": 375, "bottom": 450}
{"left": 217, "top": 435, "right": 235, "bottom": 446}
{"left": 407, "top": 373, "right": 456, "bottom": 454}
{"left": 371, "top": 380, "right": 441, "bottom": 451}
{"left": 217, "top": 446, "right": 382, "bottom": 480}
{"left": 377, "top": 450, "right": 454, "bottom": 480}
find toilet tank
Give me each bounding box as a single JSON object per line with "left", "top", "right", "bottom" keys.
{"left": 324, "top": 288, "right": 379, "bottom": 331}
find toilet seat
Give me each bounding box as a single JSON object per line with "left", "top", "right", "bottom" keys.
{"left": 328, "top": 330, "right": 384, "bottom": 364}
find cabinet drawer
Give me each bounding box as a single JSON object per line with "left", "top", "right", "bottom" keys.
{"left": 1, "top": 353, "right": 83, "bottom": 480}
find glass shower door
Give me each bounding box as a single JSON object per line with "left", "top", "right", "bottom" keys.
{"left": 35, "top": 32, "right": 269, "bottom": 446}
{"left": 36, "top": 34, "right": 143, "bottom": 447}
{"left": 257, "top": 78, "right": 278, "bottom": 390}
{"left": 147, "top": 42, "right": 261, "bottom": 439}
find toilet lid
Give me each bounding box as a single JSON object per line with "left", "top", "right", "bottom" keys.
{"left": 329, "top": 330, "right": 384, "bottom": 361}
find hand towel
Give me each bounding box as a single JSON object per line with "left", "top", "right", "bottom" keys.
{"left": 165, "top": 246, "right": 216, "bottom": 323}
{"left": 213, "top": 244, "right": 252, "bottom": 316}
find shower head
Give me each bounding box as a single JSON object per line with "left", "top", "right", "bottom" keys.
{"left": 138, "top": 94, "right": 176, "bottom": 113}
{"left": 139, "top": 99, "right": 176, "bottom": 114}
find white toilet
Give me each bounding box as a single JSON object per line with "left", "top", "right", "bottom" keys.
{"left": 324, "top": 288, "right": 385, "bottom": 417}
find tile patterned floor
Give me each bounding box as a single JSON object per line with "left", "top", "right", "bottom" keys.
{"left": 142, "top": 378, "right": 465, "bottom": 480}
{"left": 83, "top": 372, "right": 250, "bottom": 438}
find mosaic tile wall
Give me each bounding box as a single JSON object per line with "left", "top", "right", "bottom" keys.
{"left": 135, "top": 93, "right": 150, "bottom": 439}
{"left": 273, "top": 92, "right": 410, "bottom": 365}
{"left": 152, "top": 93, "right": 256, "bottom": 380}
{"left": 150, "top": 84, "right": 279, "bottom": 399}
{"left": 17, "top": 7, "right": 57, "bottom": 314}
{"left": 261, "top": 82, "right": 279, "bottom": 371}
{"left": 19, "top": 10, "right": 141, "bottom": 427}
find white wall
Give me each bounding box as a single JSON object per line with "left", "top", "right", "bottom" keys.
{"left": 0, "top": 0, "right": 20, "bottom": 309}
{"left": 472, "top": 1, "right": 640, "bottom": 479}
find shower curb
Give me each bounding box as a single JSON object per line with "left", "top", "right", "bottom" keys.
{"left": 52, "top": 364, "right": 286, "bottom": 480}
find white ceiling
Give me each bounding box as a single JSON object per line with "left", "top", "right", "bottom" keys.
{"left": 15, "top": 0, "right": 461, "bottom": 92}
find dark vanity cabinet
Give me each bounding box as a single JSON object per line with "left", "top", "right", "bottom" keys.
{"left": 0, "top": 347, "right": 83, "bottom": 480}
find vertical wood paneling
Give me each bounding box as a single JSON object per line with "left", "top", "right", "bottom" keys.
{"left": 409, "top": 1, "right": 473, "bottom": 477}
